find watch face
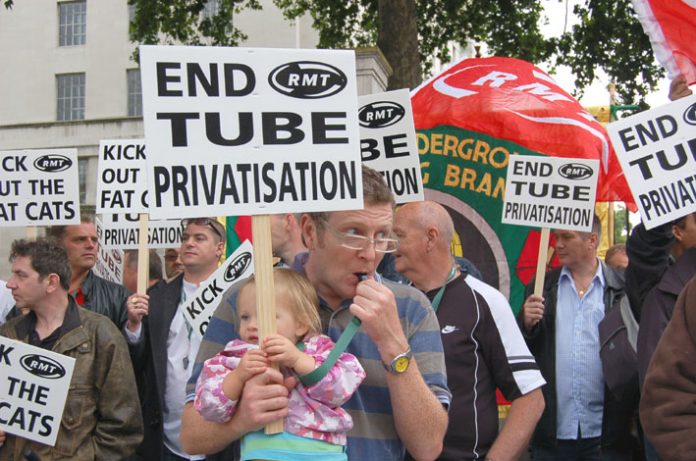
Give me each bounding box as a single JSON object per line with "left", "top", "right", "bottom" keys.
{"left": 394, "top": 356, "right": 409, "bottom": 373}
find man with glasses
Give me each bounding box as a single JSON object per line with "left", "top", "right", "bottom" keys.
{"left": 126, "top": 217, "right": 225, "bottom": 461}
{"left": 394, "top": 201, "right": 545, "bottom": 460}
{"left": 180, "top": 166, "right": 450, "bottom": 460}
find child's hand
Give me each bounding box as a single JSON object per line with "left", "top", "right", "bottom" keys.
{"left": 237, "top": 349, "right": 268, "bottom": 382}
{"left": 263, "top": 334, "right": 301, "bottom": 369}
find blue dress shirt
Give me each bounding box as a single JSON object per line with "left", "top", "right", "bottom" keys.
{"left": 555, "top": 261, "right": 606, "bottom": 439}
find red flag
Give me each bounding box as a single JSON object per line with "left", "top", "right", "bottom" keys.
{"left": 632, "top": 0, "right": 696, "bottom": 85}
{"left": 412, "top": 57, "right": 635, "bottom": 310}
{"left": 412, "top": 56, "right": 635, "bottom": 208}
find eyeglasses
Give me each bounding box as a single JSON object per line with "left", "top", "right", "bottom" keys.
{"left": 321, "top": 221, "right": 399, "bottom": 253}
{"left": 181, "top": 218, "right": 225, "bottom": 241}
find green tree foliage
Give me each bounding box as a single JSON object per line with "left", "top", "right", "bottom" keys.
{"left": 613, "top": 204, "right": 632, "bottom": 243}
{"left": 274, "top": 0, "right": 555, "bottom": 89}
{"left": 5, "top": 0, "right": 664, "bottom": 103}
{"left": 128, "top": 0, "right": 261, "bottom": 49}
{"left": 273, "top": 0, "right": 663, "bottom": 100}
{"left": 554, "top": 1, "right": 663, "bottom": 105}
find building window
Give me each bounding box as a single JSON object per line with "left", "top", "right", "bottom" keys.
{"left": 56, "top": 73, "right": 85, "bottom": 121}
{"left": 58, "top": 1, "right": 86, "bottom": 46}
{"left": 127, "top": 69, "right": 142, "bottom": 117}
{"left": 201, "top": 0, "right": 219, "bottom": 19}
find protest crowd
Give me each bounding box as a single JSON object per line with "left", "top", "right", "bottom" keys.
{"left": 2, "top": 6, "right": 696, "bottom": 461}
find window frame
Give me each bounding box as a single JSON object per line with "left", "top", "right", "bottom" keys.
{"left": 56, "top": 72, "right": 86, "bottom": 121}
{"left": 58, "top": 1, "right": 87, "bottom": 47}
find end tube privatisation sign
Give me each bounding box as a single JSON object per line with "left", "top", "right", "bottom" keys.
{"left": 139, "top": 46, "right": 364, "bottom": 219}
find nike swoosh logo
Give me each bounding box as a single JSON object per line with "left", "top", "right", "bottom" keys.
{"left": 441, "top": 325, "right": 458, "bottom": 334}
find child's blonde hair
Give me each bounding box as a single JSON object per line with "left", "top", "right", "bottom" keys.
{"left": 238, "top": 268, "right": 322, "bottom": 336}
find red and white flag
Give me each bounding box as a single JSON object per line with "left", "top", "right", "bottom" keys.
{"left": 412, "top": 56, "right": 635, "bottom": 207}
{"left": 632, "top": 0, "right": 696, "bottom": 84}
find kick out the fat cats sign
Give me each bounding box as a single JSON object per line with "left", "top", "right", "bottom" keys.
{"left": 0, "top": 149, "right": 80, "bottom": 227}
{"left": 0, "top": 337, "right": 75, "bottom": 446}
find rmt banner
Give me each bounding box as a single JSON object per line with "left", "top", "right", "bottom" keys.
{"left": 0, "top": 149, "right": 80, "bottom": 227}
{"left": 183, "top": 240, "right": 254, "bottom": 337}
{"left": 139, "top": 45, "right": 363, "bottom": 219}
{"left": 607, "top": 94, "right": 696, "bottom": 229}
{"left": 359, "top": 89, "right": 423, "bottom": 203}
{"left": 96, "top": 140, "right": 148, "bottom": 214}
{"left": 0, "top": 337, "right": 75, "bottom": 446}
{"left": 99, "top": 213, "right": 181, "bottom": 250}
{"left": 502, "top": 156, "right": 599, "bottom": 232}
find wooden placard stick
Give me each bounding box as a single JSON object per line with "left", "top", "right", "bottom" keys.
{"left": 252, "top": 214, "right": 284, "bottom": 434}
{"left": 137, "top": 213, "right": 149, "bottom": 293}
{"left": 533, "top": 227, "right": 550, "bottom": 296}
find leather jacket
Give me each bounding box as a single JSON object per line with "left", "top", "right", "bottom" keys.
{"left": 0, "top": 299, "right": 143, "bottom": 461}
{"left": 80, "top": 270, "right": 130, "bottom": 328}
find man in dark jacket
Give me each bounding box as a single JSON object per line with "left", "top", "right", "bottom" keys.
{"left": 47, "top": 215, "right": 130, "bottom": 328}
{"left": 0, "top": 238, "right": 142, "bottom": 461}
{"left": 126, "top": 217, "right": 225, "bottom": 460}
{"left": 633, "top": 213, "right": 696, "bottom": 385}
{"left": 519, "top": 216, "right": 635, "bottom": 460}
{"left": 629, "top": 214, "right": 696, "bottom": 460}
{"left": 640, "top": 275, "right": 696, "bottom": 461}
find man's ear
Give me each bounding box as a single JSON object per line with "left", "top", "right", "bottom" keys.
{"left": 425, "top": 226, "right": 439, "bottom": 251}
{"left": 587, "top": 231, "right": 599, "bottom": 249}
{"left": 301, "top": 215, "right": 317, "bottom": 250}
{"left": 284, "top": 213, "right": 294, "bottom": 230}
{"left": 45, "top": 273, "right": 61, "bottom": 294}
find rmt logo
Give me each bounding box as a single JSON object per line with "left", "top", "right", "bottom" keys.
{"left": 20, "top": 354, "right": 66, "bottom": 379}
{"left": 268, "top": 61, "right": 347, "bottom": 99}
{"left": 558, "top": 163, "right": 593, "bottom": 180}
{"left": 33, "top": 154, "right": 72, "bottom": 173}
{"left": 224, "top": 252, "right": 252, "bottom": 282}
{"left": 358, "top": 101, "right": 405, "bottom": 129}
{"left": 683, "top": 102, "right": 696, "bottom": 126}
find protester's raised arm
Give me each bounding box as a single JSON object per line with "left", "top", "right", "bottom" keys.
{"left": 351, "top": 280, "right": 448, "bottom": 460}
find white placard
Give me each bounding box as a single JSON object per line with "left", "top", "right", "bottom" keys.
{"left": 607, "top": 94, "right": 696, "bottom": 229}
{"left": 98, "top": 213, "right": 181, "bottom": 250}
{"left": 140, "top": 45, "right": 364, "bottom": 219}
{"left": 93, "top": 218, "right": 125, "bottom": 283}
{"left": 0, "top": 149, "right": 80, "bottom": 227}
{"left": 96, "top": 140, "right": 148, "bottom": 214}
{"left": 358, "top": 89, "right": 423, "bottom": 203}
{"left": 502, "top": 156, "right": 599, "bottom": 232}
{"left": 182, "top": 240, "right": 254, "bottom": 338}
{"left": 0, "top": 337, "right": 76, "bottom": 446}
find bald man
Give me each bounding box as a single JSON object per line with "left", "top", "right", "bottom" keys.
{"left": 394, "top": 201, "right": 545, "bottom": 460}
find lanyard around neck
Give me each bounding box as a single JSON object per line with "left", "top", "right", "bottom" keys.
{"left": 431, "top": 265, "right": 459, "bottom": 312}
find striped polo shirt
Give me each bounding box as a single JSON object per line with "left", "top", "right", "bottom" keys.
{"left": 186, "top": 263, "right": 451, "bottom": 460}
